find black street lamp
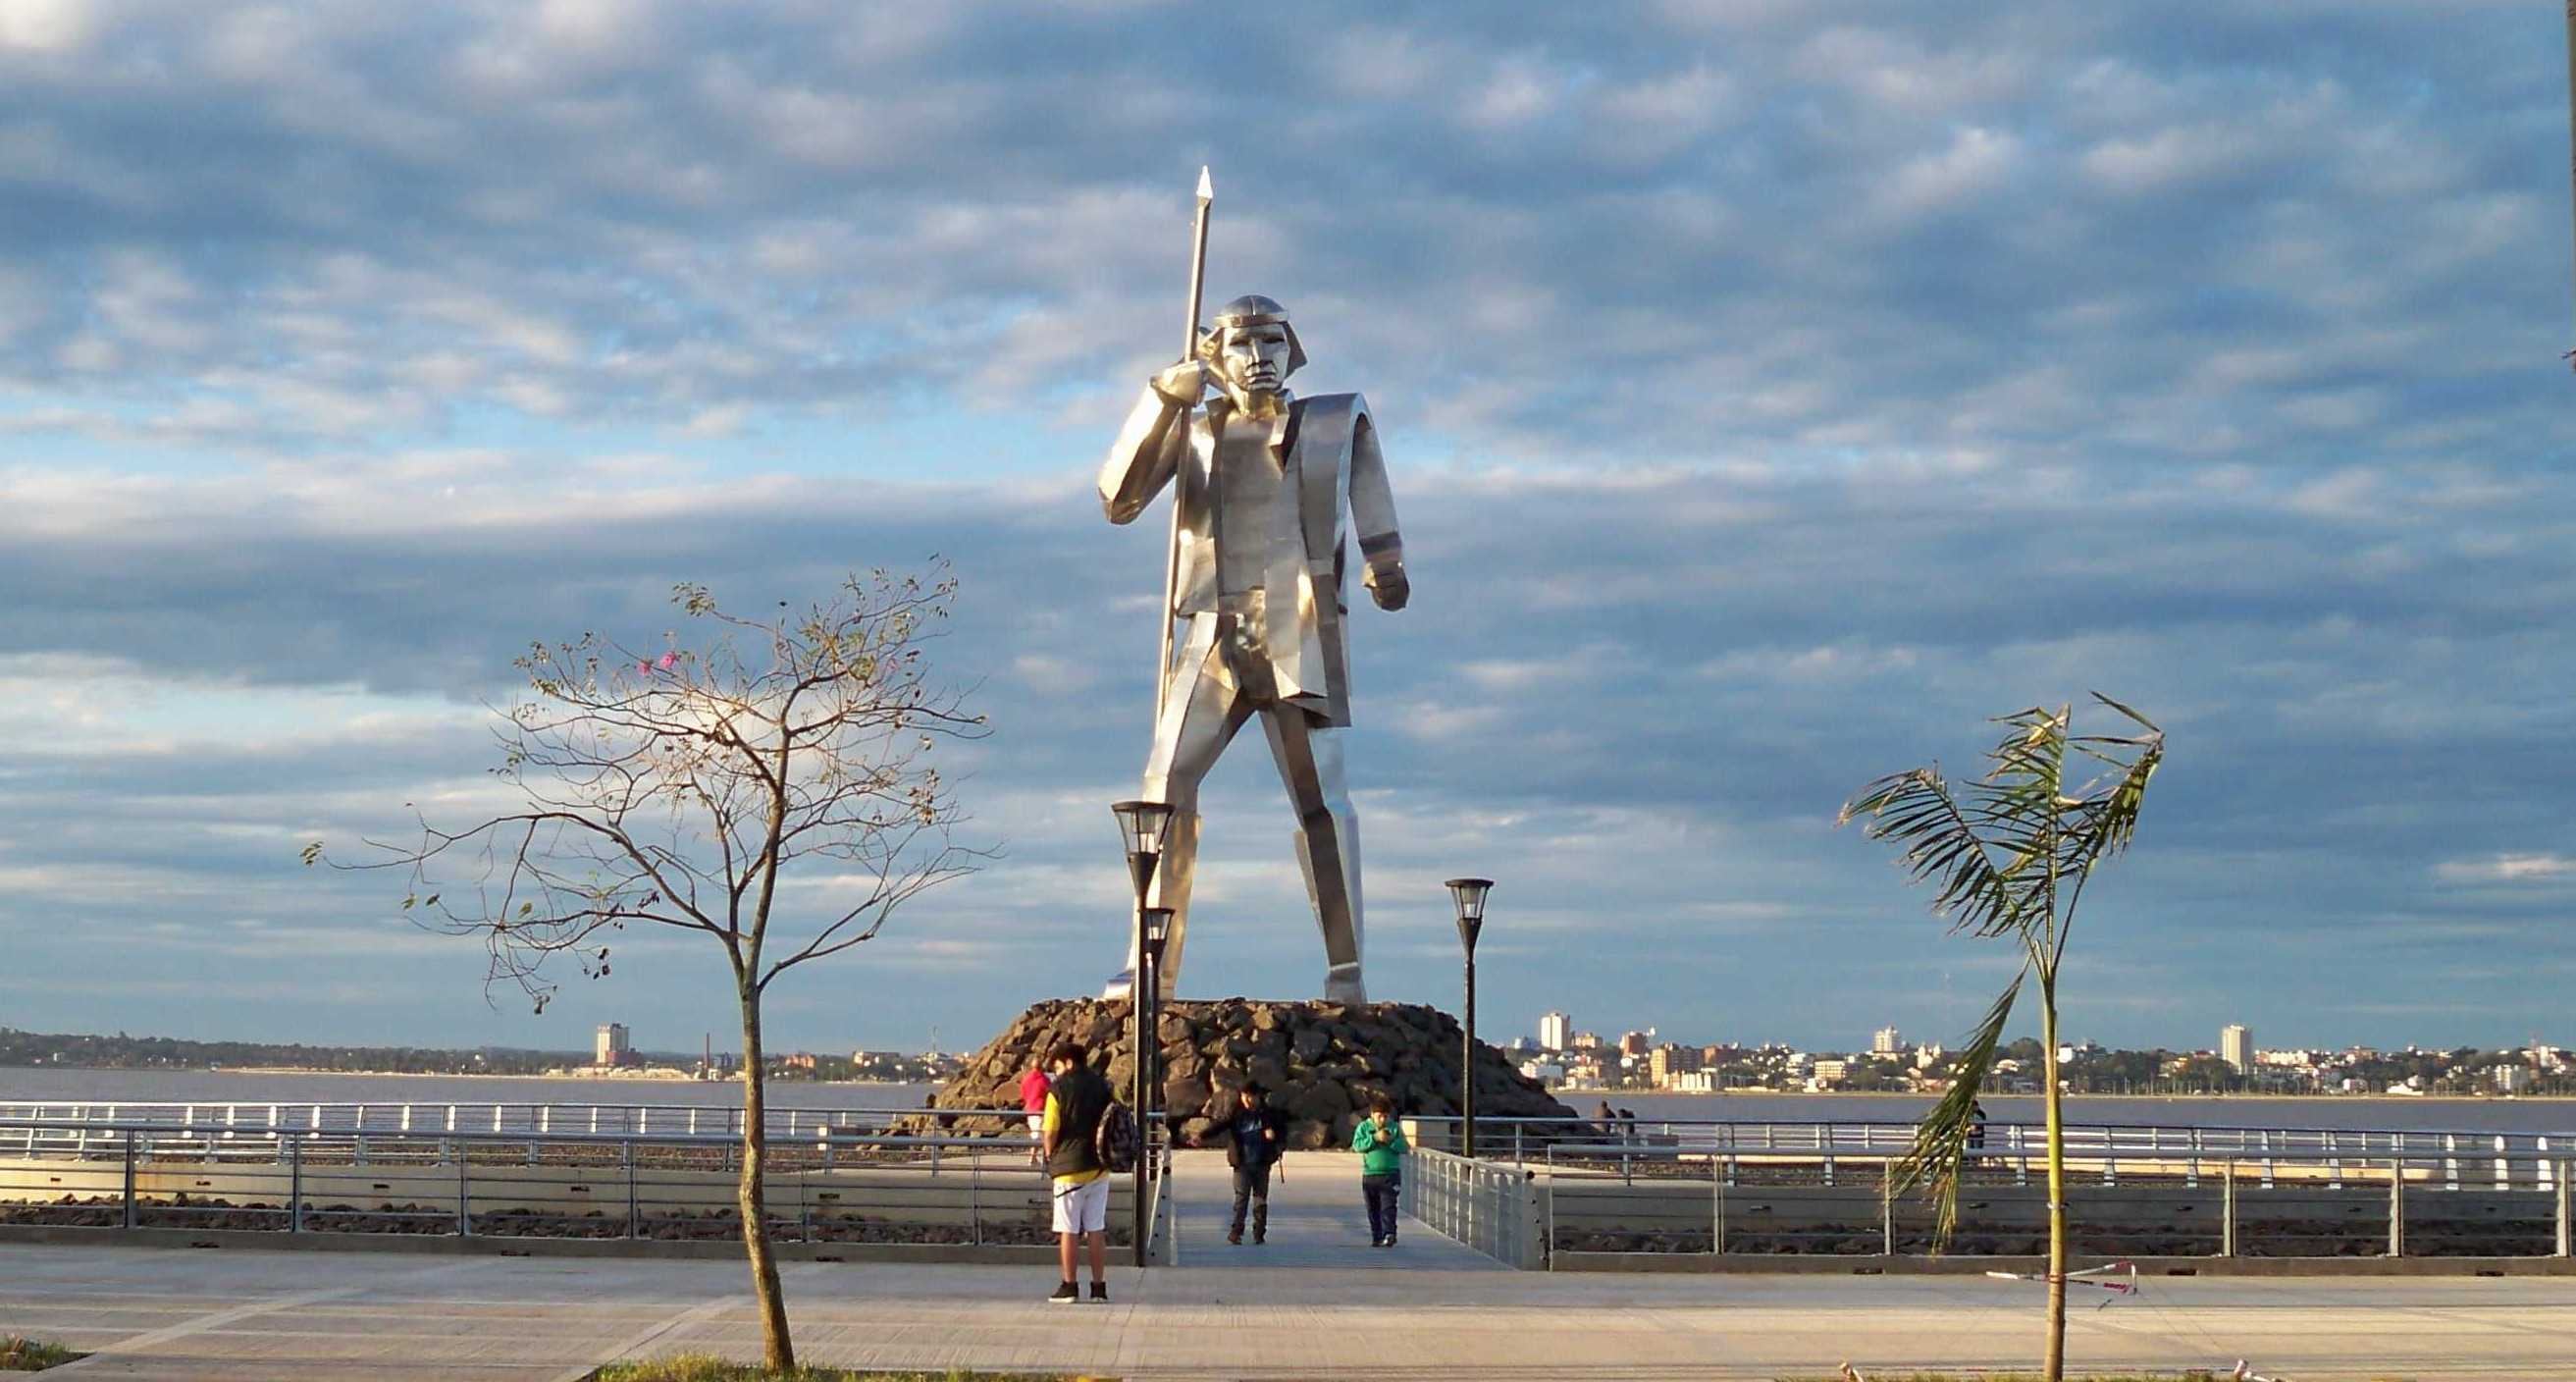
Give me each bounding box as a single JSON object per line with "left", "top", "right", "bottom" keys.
{"left": 1446, "top": 877, "right": 1494, "bottom": 1158}
{"left": 1109, "top": 799, "right": 1173, "bottom": 1266}
{"left": 1134, "top": 905, "right": 1174, "bottom": 1264}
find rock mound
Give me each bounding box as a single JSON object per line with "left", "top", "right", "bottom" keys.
{"left": 931, "top": 997, "right": 1578, "bottom": 1148}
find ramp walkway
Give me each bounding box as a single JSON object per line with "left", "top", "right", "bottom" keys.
{"left": 1166, "top": 1148, "right": 1499, "bottom": 1271}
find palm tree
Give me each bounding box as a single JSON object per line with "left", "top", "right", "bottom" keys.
{"left": 1838, "top": 695, "right": 2163, "bottom": 1382}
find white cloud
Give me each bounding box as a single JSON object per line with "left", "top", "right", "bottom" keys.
{"left": 2436, "top": 855, "right": 2576, "bottom": 884}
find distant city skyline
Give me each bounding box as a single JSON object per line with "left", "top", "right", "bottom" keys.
{"left": 3, "top": 7, "right": 2573, "bottom": 1053}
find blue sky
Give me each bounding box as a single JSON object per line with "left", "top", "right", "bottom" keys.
{"left": 2, "top": 1, "right": 2571, "bottom": 1058}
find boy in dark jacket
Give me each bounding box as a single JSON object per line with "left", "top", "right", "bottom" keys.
{"left": 1352, "top": 1093, "right": 1407, "bottom": 1247}
{"left": 1223, "top": 1084, "right": 1288, "bottom": 1245}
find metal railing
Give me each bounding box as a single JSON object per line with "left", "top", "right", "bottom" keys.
{"left": 1532, "top": 1141, "right": 2576, "bottom": 1263}
{"left": 0, "top": 1100, "right": 934, "bottom": 1152}
{"left": 0, "top": 1115, "right": 1166, "bottom": 1252}
{"left": 1405, "top": 1145, "right": 1544, "bottom": 1268}
{"left": 1406, "top": 1114, "right": 2574, "bottom": 1188}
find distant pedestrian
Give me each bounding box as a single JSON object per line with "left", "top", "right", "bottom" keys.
{"left": 1225, "top": 1084, "right": 1288, "bottom": 1246}
{"left": 1968, "top": 1100, "right": 1988, "bottom": 1156}
{"left": 1041, "top": 1040, "right": 1114, "bottom": 1303}
{"left": 1354, "top": 1093, "right": 1407, "bottom": 1248}
{"left": 1021, "top": 1063, "right": 1052, "bottom": 1167}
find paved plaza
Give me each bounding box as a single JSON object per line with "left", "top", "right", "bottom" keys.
{"left": 2, "top": 1153, "right": 2571, "bottom": 1380}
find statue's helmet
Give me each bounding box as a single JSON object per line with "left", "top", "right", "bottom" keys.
{"left": 1208, "top": 293, "right": 1308, "bottom": 378}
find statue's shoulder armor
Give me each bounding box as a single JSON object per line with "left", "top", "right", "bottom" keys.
{"left": 1292, "top": 392, "right": 1369, "bottom": 427}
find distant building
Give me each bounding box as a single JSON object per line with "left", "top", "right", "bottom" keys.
{"left": 1618, "top": 1030, "right": 1653, "bottom": 1057}
{"left": 2495, "top": 1065, "right": 2535, "bottom": 1094}
{"left": 1810, "top": 1058, "right": 1849, "bottom": 1088}
{"left": 1569, "top": 1031, "right": 1603, "bottom": 1051}
{"left": 1914, "top": 1043, "right": 1946, "bottom": 1070}
{"left": 1871, "top": 1026, "right": 1903, "bottom": 1055}
{"left": 1539, "top": 1011, "right": 1572, "bottom": 1051}
{"left": 595, "top": 1023, "right": 632, "bottom": 1068}
{"left": 1519, "top": 1059, "right": 1566, "bottom": 1084}
{"left": 2221, "top": 1024, "right": 2253, "bottom": 1074}
{"left": 1649, "top": 1044, "right": 1703, "bottom": 1086}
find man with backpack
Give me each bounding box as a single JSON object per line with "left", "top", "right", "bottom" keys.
{"left": 1041, "top": 1039, "right": 1118, "bottom": 1302}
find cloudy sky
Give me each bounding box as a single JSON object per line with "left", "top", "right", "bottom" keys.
{"left": 2, "top": 1, "right": 2571, "bottom": 1059}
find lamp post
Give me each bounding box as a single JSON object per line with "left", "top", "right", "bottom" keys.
{"left": 1110, "top": 800, "right": 1174, "bottom": 1266}
{"left": 1446, "top": 877, "right": 1494, "bottom": 1158}
{"left": 1135, "top": 904, "right": 1173, "bottom": 1261}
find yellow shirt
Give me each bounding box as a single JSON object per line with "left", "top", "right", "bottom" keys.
{"left": 1042, "top": 1090, "right": 1106, "bottom": 1186}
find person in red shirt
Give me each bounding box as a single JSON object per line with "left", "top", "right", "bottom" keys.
{"left": 1020, "top": 1063, "right": 1051, "bottom": 1167}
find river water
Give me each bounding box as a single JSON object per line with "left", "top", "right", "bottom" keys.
{"left": 4, "top": 1067, "right": 2571, "bottom": 1136}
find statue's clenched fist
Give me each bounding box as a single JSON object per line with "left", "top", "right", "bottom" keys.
{"left": 1366, "top": 559, "right": 1409, "bottom": 611}
{"left": 1152, "top": 359, "right": 1208, "bottom": 405}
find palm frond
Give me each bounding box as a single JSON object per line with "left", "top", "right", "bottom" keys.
{"left": 1890, "top": 963, "right": 2026, "bottom": 1249}
{"left": 1841, "top": 767, "right": 2047, "bottom": 940}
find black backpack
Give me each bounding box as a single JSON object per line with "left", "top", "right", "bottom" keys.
{"left": 1094, "top": 1099, "right": 1141, "bottom": 1175}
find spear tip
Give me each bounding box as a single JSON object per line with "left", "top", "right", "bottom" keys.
{"left": 1196, "top": 165, "right": 1213, "bottom": 202}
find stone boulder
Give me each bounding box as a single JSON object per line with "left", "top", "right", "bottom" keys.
{"left": 926, "top": 997, "right": 1578, "bottom": 1149}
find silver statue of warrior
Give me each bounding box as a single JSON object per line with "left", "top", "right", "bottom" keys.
{"left": 1099, "top": 293, "right": 1408, "bottom": 1004}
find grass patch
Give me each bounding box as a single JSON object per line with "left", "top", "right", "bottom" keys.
{"left": 595, "top": 1357, "right": 1108, "bottom": 1382}
{"left": 0, "top": 1337, "right": 83, "bottom": 1372}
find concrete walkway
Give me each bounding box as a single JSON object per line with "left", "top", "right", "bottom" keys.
{"left": 2, "top": 1153, "right": 2572, "bottom": 1379}
{"left": 1171, "top": 1149, "right": 1496, "bottom": 1271}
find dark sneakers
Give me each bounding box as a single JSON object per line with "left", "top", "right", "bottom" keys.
{"left": 1048, "top": 1281, "right": 1078, "bottom": 1303}
{"left": 1089, "top": 1281, "right": 1110, "bottom": 1302}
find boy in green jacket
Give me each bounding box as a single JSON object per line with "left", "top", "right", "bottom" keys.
{"left": 1352, "top": 1093, "right": 1407, "bottom": 1247}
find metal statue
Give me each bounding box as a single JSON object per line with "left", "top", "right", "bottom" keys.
{"left": 1098, "top": 177, "right": 1408, "bottom": 1005}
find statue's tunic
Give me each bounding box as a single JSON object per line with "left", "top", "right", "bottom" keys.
{"left": 1100, "top": 388, "right": 1403, "bottom": 726}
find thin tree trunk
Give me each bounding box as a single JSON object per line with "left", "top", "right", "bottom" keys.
{"left": 738, "top": 985, "right": 795, "bottom": 1372}
{"left": 2039, "top": 972, "right": 2067, "bottom": 1382}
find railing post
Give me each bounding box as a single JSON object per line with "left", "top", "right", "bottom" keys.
{"left": 2388, "top": 1158, "right": 2404, "bottom": 1257}
{"left": 970, "top": 1143, "right": 982, "bottom": 1247}
{"left": 122, "top": 1132, "right": 138, "bottom": 1231}
{"left": 2494, "top": 1135, "right": 2510, "bottom": 1192}
{"left": 2221, "top": 1159, "right": 2237, "bottom": 1258}
{"left": 625, "top": 1141, "right": 640, "bottom": 1241}
{"left": 289, "top": 1136, "right": 304, "bottom": 1234}
{"left": 1711, "top": 1168, "right": 1725, "bottom": 1255}
{"left": 2554, "top": 1160, "right": 2572, "bottom": 1258}
{"left": 455, "top": 1141, "right": 470, "bottom": 1236}
{"left": 2443, "top": 1133, "right": 2459, "bottom": 1191}
{"left": 1880, "top": 1178, "right": 1894, "bottom": 1256}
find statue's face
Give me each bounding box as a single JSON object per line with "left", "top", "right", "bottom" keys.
{"left": 1218, "top": 322, "right": 1292, "bottom": 404}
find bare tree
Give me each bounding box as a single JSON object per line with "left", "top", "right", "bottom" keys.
{"left": 307, "top": 565, "right": 984, "bottom": 1372}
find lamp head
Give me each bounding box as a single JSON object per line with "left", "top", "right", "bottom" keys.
{"left": 1111, "top": 799, "right": 1175, "bottom": 895}
{"left": 1140, "top": 906, "right": 1176, "bottom": 966}
{"left": 1445, "top": 877, "right": 1494, "bottom": 953}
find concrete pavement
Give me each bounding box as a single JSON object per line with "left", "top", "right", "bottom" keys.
{"left": 0, "top": 1152, "right": 2569, "bottom": 1379}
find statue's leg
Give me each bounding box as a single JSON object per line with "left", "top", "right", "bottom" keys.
{"left": 1105, "top": 612, "right": 1248, "bottom": 1000}
{"left": 1261, "top": 706, "right": 1365, "bottom": 1005}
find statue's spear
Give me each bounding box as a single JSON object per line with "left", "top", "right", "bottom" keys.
{"left": 1156, "top": 166, "right": 1213, "bottom": 725}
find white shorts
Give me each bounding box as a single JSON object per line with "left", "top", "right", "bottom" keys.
{"left": 1026, "top": 1114, "right": 1044, "bottom": 1138}
{"left": 1051, "top": 1175, "right": 1110, "bottom": 1235}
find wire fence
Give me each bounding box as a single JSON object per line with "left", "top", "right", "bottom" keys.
{"left": 0, "top": 1116, "right": 1166, "bottom": 1251}
{"left": 1533, "top": 1142, "right": 2576, "bottom": 1262}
